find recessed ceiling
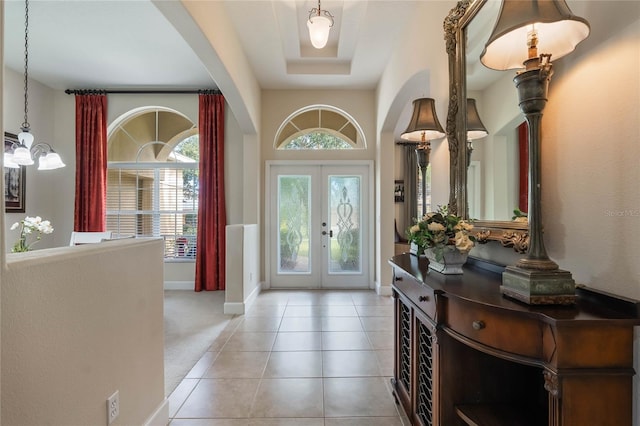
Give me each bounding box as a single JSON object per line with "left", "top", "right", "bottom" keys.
{"left": 3, "top": 0, "right": 431, "bottom": 91}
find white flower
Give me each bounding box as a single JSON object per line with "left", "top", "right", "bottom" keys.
{"left": 409, "top": 224, "right": 420, "bottom": 234}
{"left": 10, "top": 215, "right": 55, "bottom": 252}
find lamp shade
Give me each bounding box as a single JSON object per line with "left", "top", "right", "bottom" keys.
{"left": 401, "top": 98, "right": 445, "bottom": 142}
{"left": 4, "top": 152, "right": 20, "bottom": 168}
{"left": 12, "top": 146, "right": 34, "bottom": 165}
{"left": 39, "top": 152, "right": 66, "bottom": 170}
{"left": 466, "top": 99, "right": 488, "bottom": 140}
{"left": 480, "top": 0, "right": 590, "bottom": 70}
{"left": 308, "top": 15, "right": 332, "bottom": 49}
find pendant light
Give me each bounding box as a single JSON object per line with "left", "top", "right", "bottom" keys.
{"left": 5, "top": 0, "right": 65, "bottom": 171}
{"left": 307, "top": 0, "right": 334, "bottom": 49}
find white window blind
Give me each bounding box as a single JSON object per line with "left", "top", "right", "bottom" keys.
{"left": 106, "top": 162, "right": 198, "bottom": 260}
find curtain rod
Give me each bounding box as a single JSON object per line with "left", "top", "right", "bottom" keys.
{"left": 64, "top": 89, "right": 221, "bottom": 95}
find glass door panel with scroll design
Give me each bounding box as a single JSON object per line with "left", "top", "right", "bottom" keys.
{"left": 269, "top": 164, "right": 370, "bottom": 288}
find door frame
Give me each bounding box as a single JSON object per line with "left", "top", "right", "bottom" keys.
{"left": 264, "top": 160, "right": 375, "bottom": 289}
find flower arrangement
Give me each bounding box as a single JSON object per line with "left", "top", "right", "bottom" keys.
{"left": 406, "top": 205, "right": 475, "bottom": 261}
{"left": 10, "top": 216, "right": 54, "bottom": 253}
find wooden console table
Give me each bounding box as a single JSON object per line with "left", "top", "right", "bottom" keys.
{"left": 389, "top": 254, "right": 640, "bottom": 426}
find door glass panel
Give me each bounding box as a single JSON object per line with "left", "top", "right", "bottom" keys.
{"left": 278, "top": 175, "right": 311, "bottom": 273}
{"left": 328, "top": 175, "right": 361, "bottom": 274}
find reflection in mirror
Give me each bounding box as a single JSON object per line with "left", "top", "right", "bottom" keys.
{"left": 445, "top": 0, "right": 529, "bottom": 253}
{"left": 465, "top": 0, "right": 525, "bottom": 221}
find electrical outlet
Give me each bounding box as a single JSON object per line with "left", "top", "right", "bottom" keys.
{"left": 107, "top": 390, "right": 119, "bottom": 425}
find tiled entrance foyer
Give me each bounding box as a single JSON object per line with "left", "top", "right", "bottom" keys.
{"left": 168, "top": 289, "right": 409, "bottom": 425}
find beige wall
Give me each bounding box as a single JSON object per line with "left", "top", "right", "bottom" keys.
{"left": 543, "top": 7, "right": 640, "bottom": 420}
{"left": 261, "top": 89, "right": 377, "bottom": 161}
{"left": 2, "top": 239, "right": 166, "bottom": 425}
{"left": 540, "top": 4, "right": 639, "bottom": 299}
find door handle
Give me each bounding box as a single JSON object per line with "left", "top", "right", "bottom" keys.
{"left": 322, "top": 230, "right": 334, "bottom": 237}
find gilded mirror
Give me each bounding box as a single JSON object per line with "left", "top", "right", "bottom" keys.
{"left": 444, "top": 0, "right": 529, "bottom": 253}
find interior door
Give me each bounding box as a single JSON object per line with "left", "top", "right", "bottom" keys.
{"left": 269, "top": 163, "right": 370, "bottom": 288}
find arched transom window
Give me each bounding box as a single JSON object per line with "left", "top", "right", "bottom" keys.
{"left": 106, "top": 107, "right": 199, "bottom": 261}
{"left": 275, "top": 105, "right": 366, "bottom": 150}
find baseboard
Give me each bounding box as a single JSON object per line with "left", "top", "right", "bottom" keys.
{"left": 164, "top": 281, "right": 193, "bottom": 290}
{"left": 223, "top": 283, "right": 263, "bottom": 315}
{"left": 244, "top": 282, "right": 262, "bottom": 314}
{"left": 376, "top": 281, "right": 392, "bottom": 297}
{"left": 224, "top": 302, "right": 245, "bottom": 315}
{"left": 143, "top": 398, "right": 169, "bottom": 426}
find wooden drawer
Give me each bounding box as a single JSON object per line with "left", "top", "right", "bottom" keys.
{"left": 392, "top": 267, "right": 437, "bottom": 321}
{"left": 445, "top": 297, "right": 543, "bottom": 360}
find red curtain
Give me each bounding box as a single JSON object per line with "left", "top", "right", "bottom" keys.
{"left": 74, "top": 94, "right": 108, "bottom": 232}
{"left": 195, "top": 93, "right": 227, "bottom": 291}
{"left": 518, "top": 121, "right": 529, "bottom": 213}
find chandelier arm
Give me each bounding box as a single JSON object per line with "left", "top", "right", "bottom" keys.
{"left": 30, "top": 143, "right": 54, "bottom": 156}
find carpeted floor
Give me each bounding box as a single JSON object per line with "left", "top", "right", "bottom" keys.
{"left": 163, "top": 290, "right": 236, "bottom": 395}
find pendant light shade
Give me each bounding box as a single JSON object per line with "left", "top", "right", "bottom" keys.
{"left": 307, "top": 0, "right": 334, "bottom": 49}
{"left": 308, "top": 15, "right": 332, "bottom": 49}
{"left": 12, "top": 146, "right": 34, "bottom": 166}
{"left": 401, "top": 98, "right": 445, "bottom": 142}
{"left": 480, "top": 0, "right": 590, "bottom": 70}
{"left": 38, "top": 152, "right": 66, "bottom": 170}
{"left": 4, "top": 152, "right": 20, "bottom": 168}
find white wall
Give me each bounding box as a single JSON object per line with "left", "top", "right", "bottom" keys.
{"left": 2, "top": 239, "right": 166, "bottom": 425}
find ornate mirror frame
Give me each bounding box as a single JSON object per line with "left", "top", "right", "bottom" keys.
{"left": 444, "top": 0, "right": 529, "bottom": 253}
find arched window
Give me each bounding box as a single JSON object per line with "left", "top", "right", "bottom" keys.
{"left": 274, "top": 105, "right": 366, "bottom": 150}
{"left": 106, "top": 108, "right": 199, "bottom": 261}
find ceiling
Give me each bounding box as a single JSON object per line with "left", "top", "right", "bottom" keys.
{"left": 3, "top": 0, "right": 464, "bottom": 134}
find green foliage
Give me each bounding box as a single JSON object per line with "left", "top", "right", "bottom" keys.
{"left": 512, "top": 208, "right": 527, "bottom": 220}
{"left": 284, "top": 131, "right": 352, "bottom": 150}
{"left": 175, "top": 135, "right": 199, "bottom": 201}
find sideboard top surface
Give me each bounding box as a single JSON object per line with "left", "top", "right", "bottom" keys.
{"left": 389, "top": 254, "right": 640, "bottom": 325}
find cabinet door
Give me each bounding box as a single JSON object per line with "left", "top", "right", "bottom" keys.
{"left": 413, "top": 309, "right": 437, "bottom": 426}
{"left": 393, "top": 294, "right": 413, "bottom": 418}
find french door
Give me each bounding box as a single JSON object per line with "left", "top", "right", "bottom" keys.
{"left": 268, "top": 163, "right": 371, "bottom": 288}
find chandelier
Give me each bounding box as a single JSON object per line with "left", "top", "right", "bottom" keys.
{"left": 4, "top": 0, "right": 65, "bottom": 170}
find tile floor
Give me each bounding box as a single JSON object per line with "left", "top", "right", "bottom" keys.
{"left": 167, "top": 289, "right": 409, "bottom": 425}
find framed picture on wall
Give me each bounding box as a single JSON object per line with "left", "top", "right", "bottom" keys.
{"left": 4, "top": 132, "right": 26, "bottom": 213}
{"left": 394, "top": 180, "right": 405, "bottom": 203}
